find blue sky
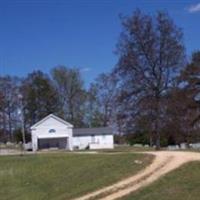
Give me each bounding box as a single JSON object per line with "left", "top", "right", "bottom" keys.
{"left": 0, "top": 0, "right": 200, "bottom": 86}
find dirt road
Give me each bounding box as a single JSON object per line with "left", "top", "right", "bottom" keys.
{"left": 73, "top": 151, "right": 200, "bottom": 200}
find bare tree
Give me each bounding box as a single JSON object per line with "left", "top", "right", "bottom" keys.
{"left": 87, "top": 73, "right": 117, "bottom": 127}
{"left": 115, "top": 10, "right": 185, "bottom": 149}
{"left": 0, "top": 76, "right": 21, "bottom": 141}
{"left": 21, "top": 71, "right": 58, "bottom": 127}
{"left": 51, "top": 66, "right": 86, "bottom": 127}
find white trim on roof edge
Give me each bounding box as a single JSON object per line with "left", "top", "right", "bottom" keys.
{"left": 30, "top": 114, "right": 73, "bottom": 129}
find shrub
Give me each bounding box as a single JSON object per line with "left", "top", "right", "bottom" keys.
{"left": 13, "top": 128, "right": 31, "bottom": 143}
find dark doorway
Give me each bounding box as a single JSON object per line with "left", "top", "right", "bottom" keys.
{"left": 38, "top": 138, "right": 68, "bottom": 150}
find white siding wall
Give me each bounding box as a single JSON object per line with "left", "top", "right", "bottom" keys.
{"left": 73, "top": 134, "right": 114, "bottom": 150}
{"left": 31, "top": 115, "right": 114, "bottom": 151}
{"left": 31, "top": 117, "right": 73, "bottom": 151}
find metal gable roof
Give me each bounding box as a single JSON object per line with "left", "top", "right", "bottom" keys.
{"left": 73, "top": 127, "right": 113, "bottom": 136}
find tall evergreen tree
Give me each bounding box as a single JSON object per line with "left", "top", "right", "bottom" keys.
{"left": 179, "top": 51, "right": 200, "bottom": 138}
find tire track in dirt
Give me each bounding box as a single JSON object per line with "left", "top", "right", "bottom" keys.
{"left": 72, "top": 151, "right": 200, "bottom": 200}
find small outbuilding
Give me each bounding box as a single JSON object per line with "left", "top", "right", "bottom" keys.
{"left": 31, "top": 114, "right": 114, "bottom": 151}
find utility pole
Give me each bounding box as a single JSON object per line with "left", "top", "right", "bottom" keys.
{"left": 18, "top": 94, "right": 26, "bottom": 150}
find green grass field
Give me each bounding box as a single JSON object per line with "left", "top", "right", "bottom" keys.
{"left": 121, "top": 161, "right": 200, "bottom": 200}
{"left": 0, "top": 152, "right": 152, "bottom": 200}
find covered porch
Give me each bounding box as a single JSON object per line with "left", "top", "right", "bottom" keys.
{"left": 38, "top": 137, "right": 69, "bottom": 150}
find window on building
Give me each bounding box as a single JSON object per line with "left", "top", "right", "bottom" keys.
{"left": 49, "top": 129, "right": 56, "bottom": 133}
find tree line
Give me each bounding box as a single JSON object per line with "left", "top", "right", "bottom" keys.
{"left": 0, "top": 10, "right": 200, "bottom": 148}
{"left": 0, "top": 67, "right": 115, "bottom": 142}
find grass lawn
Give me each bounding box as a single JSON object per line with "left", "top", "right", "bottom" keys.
{"left": 121, "top": 161, "right": 200, "bottom": 200}
{"left": 0, "top": 152, "right": 153, "bottom": 200}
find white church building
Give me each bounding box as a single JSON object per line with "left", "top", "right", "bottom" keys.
{"left": 31, "top": 114, "right": 114, "bottom": 151}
